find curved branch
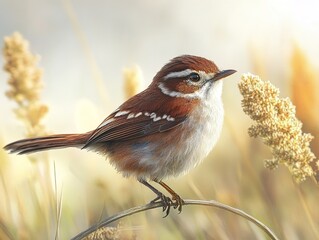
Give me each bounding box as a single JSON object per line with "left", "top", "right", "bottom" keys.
{"left": 71, "top": 199, "right": 279, "bottom": 240}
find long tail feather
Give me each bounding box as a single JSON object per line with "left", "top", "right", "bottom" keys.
{"left": 4, "top": 133, "right": 91, "bottom": 155}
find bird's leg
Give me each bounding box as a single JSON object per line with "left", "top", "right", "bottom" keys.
{"left": 138, "top": 179, "right": 173, "bottom": 216}
{"left": 156, "top": 180, "right": 184, "bottom": 213}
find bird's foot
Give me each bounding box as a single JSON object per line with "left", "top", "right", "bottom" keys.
{"left": 171, "top": 193, "right": 184, "bottom": 213}
{"left": 151, "top": 193, "right": 173, "bottom": 217}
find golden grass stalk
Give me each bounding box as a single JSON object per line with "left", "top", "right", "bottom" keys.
{"left": 123, "top": 65, "right": 144, "bottom": 99}
{"left": 3, "top": 32, "right": 48, "bottom": 137}
{"left": 3, "top": 32, "right": 59, "bottom": 238}
{"left": 290, "top": 45, "right": 319, "bottom": 182}
{"left": 291, "top": 45, "right": 319, "bottom": 125}
{"left": 238, "top": 73, "right": 318, "bottom": 183}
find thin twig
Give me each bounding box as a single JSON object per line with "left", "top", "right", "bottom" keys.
{"left": 71, "top": 199, "right": 279, "bottom": 240}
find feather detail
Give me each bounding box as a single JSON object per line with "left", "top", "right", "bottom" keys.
{"left": 4, "top": 133, "right": 90, "bottom": 154}
{"left": 83, "top": 110, "right": 187, "bottom": 148}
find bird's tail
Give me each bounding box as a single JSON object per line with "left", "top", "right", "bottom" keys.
{"left": 4, "top": 133, "right": 91, "bottom": 155}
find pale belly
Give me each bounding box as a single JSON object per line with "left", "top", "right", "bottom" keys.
{"left": 152, "top": 102, "right": 224, "bottom": 179}
{"left": 105, "top": 99, "right": 224, "bottom": 180}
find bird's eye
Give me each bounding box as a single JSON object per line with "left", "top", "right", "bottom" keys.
{"left": 188, "top": 72, "right": 200, "bottom": 82}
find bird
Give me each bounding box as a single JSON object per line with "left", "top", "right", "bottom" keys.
{"left": 4, "top": 55, "right": 236, "bottom": 216}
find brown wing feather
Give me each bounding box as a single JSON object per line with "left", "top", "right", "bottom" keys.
{"left": 82, "top": 112, "right": 186, "bottom": 149}
{"left": 82, "top": 81, "right": 196, "bottom": 149}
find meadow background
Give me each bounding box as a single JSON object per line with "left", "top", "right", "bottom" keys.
{"left": 0, "top": 0, "right": 319, "bottom": 239}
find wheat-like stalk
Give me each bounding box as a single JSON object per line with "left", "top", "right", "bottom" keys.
{"left": 238, "top": 73, "right": 318, "bottom": 183}
{"left": 3, "top": 32, "right": 48, "bottom": 137}
{"left": 2, "top": 32, "right": 61, "bottom": 239}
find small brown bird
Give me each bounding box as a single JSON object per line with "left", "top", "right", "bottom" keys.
{"left": 4, "top": 55, "right": 235, "bottom": 215}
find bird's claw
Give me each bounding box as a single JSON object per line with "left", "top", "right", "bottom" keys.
{"left": 151, "top": 192, "right": 184, "bottom": 217}
{"left": 171, "top": 194, "right": 184, "bottom": 213}
{"left": 151, "top": 193, "right": 173, "bottom": 217}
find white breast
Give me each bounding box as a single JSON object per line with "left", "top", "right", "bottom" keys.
{"left": 153, "top": 81, "right": 224, "bottom": 179}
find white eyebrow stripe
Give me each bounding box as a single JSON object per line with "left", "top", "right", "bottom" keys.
{"left": 164, "top": 69, "right": 194, "bottom": 80}
{"left": 158, "top": 82, "right": 210, "bottom": 99}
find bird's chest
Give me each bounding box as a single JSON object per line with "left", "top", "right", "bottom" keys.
{"left": 154, "top": 99, "right": 224, "bottom": 178}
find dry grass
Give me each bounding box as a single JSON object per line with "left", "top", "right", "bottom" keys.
{"left": 238, "top": 73, "right": 317, "bottom": 183}
{"left": 3, "top": 32, "right": 48, "bottom": 138}
{"left": 2, "top": 32, "right": 61, "bottom": 239}
{"left": 1, "top": 32, "right": 319, "bottom": 240}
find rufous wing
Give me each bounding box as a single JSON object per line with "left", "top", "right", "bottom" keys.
{"left": 82, "top": 110, "right": 187, "bottom": 148}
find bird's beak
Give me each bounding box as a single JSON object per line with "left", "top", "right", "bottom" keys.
{"left": 212, "top": 69, "right": 236, "bottom": 81}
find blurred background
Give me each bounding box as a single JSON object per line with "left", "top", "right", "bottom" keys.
{"left": 0, "top": 0, "right": 318, "bottom": 239}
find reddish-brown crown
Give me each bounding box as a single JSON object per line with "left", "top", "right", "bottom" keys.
{"left": 153, "top": 55, "right": 220, "bottom": 82}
